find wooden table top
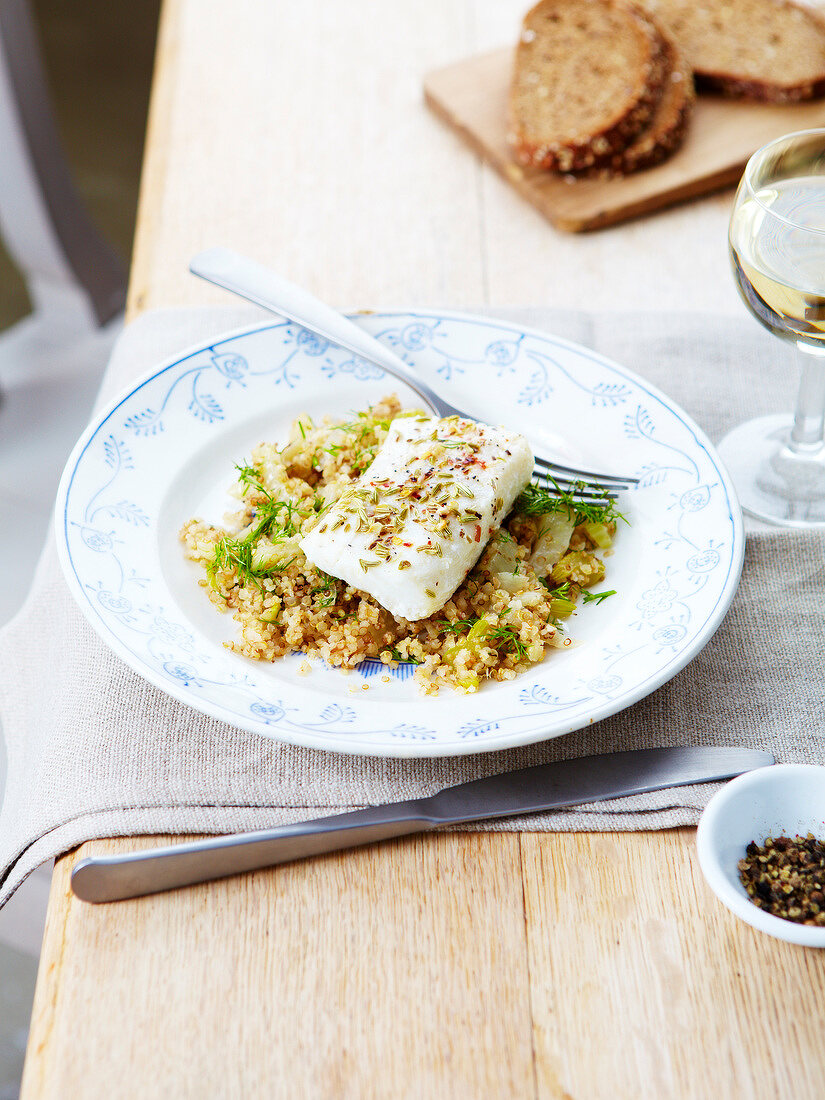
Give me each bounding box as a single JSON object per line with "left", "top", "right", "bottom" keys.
{"left": 21, "top": 2, "right": 825, "bottom": 1097}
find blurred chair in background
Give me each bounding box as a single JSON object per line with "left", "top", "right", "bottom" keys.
{"left": 0, "top": 0, "right": 125, "bottom": 391}
{"left": 0, "top": 2, "right": 156, "bottom": 1093}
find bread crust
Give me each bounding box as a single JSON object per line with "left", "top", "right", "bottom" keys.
{"left": 640, "top": 0, "right": 825, "bottom": 103}
{"left": 695, "top": 71, "right": 825, "bottom": 103}
{"left": 590, "top": 37, "right": 695, "bottom": 176}
{"left": 508, "top": 0, "right": 671, "bottom": 172}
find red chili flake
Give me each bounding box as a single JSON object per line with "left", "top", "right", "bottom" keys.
{"left": 474, "top": 525, "right": 481, "bottom": 542}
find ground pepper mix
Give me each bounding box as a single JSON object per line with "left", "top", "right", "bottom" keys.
{"left": 738, "top": 834, "right": 825, "bottom": 926}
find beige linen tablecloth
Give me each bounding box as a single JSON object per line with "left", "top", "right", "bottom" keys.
{"left": 1, "top": 306, "right": 823, "bottom": 907}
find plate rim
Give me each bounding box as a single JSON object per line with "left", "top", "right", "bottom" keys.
{"left": 55, "top": 308, "right": 745, "bottom": 758}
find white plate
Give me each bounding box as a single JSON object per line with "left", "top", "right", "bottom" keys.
{"left": 56, "top": 311, "right": 744, "bottom": 758}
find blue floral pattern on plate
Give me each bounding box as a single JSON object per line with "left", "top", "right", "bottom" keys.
{"left": 55, "top": 311, "right": 744, "bottom": 758}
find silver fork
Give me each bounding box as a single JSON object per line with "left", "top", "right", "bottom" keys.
{"left": 190, "top": 248, "right": 638, "bottom": 501}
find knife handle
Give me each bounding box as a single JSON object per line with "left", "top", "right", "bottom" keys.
{"left": 71, "top": 803, "right": 434, "bottom": 903}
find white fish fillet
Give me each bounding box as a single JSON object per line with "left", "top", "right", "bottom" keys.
{"left": 300, "top": 415, "right": 533, "bottom": 620}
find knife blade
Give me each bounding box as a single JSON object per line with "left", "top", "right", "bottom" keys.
{"left": 71, "top": 746, "right": 773, "bottom": 903}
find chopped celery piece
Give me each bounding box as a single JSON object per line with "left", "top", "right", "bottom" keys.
{"left": 485, "top": 530, "right": 519, "bottom": 574}
{"left": 250, "top": 541, "right": 297, "bottom": 572}
{"left": 530, "top": 512, "right": 576, "bottom": 577}
{"left": 581, "top": 521, "right": 613, "bottom": 550}
{"left": 445, "top": 622, "right": 487, "bottom": 657}
{"left": 547, "top": 597, "right": 576, "bottom": 618}
{"left": 550, "top": 551, "right": 606, "bottom": 588}
{"left": 259, "top": 599, "right": 281, "bottom": 623}
{"left": 455, "top": 672, "right": 480, "bottom": 692}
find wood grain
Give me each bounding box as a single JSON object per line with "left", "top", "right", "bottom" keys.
{"left": 24, "top": 833, "right": 535, "bottom": 1100}
{"left": 522, "top": 831, "right": 825, "bottom": 1100}
{"left": 126, "top": 0, "right": 182, "bottom": 318}
{"left": 125, "top": 0, "right": 489, "bottom": 314}
{"left": 424, "top": 47, "right": 825, "bottom": 232}
{"left": 119, "top": 0, "right": 746, "bottom": 319}
{"left": 25, "top": 830, "right": 825, "bottom": 1098}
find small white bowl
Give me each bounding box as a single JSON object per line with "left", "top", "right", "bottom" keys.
{"left": 697, "top": 764, "right": 825, "bottom": 948}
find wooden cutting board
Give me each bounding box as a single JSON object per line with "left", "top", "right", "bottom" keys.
{"left": 424, "top": 48, "right": 825, "bottom": 232}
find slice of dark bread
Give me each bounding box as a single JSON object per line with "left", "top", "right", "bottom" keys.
{"left": 643, "top": 0, "right": 825, "bottom": 101}
{"left": 508, "top": 0, "right": 670, "bottom": 172}
{"left": 599, "top": 36, "right": 695, "bottom": 175}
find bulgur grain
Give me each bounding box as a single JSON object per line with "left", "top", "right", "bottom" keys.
{"left": 180, "top": 398, "right": 611, "bottom": 694}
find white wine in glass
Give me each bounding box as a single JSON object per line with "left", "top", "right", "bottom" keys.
{"left": 719, "top": 129, "right": 825, "bottom": 527}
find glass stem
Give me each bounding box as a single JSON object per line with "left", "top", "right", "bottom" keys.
{"left": 789, "top": 346, "right": 825, "bottom": 456}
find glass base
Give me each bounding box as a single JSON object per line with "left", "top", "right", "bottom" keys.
{"left": 717, "top": 414, "right": 825, "bottom": 528}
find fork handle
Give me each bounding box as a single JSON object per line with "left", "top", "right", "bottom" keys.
{"left": 190, "top": 247, "right": 457, "bottom": 417}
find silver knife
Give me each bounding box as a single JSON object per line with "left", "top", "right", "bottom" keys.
{"left": 71, "top": 746, "right": 773, "bottom": 903}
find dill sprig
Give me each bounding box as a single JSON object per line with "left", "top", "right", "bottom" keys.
{"left": 211, "top": 536, "right": 256, "bottom": 580}
{"left": 309, "top": 570, "right": 339, "bottom": 608}
{"left": 582, "top": 589, "right": 616, "bottom": 605}
{"left": 436, "top": 617, "right": 527, "bottom": 660}
{"left": 351, "top": 444, "right": 378, "bottom": 476}
{"left": 234, "top": 463, "right": 301, "bottom": 540}
{"left": 249, "top": 499, "right": 299, "bottom": 541}
{"left": 540, "top": 578, "right": 572, "bottom": 597}
{"left": 332, "top": 409, "right": 393, "bottom": 437}
{"left": 514, "top": 480, "right": 626, "bottom": 526}
{"left": 208, "top": 463, "right": 302, "bottom": 588}
{"left": 325, "top": 408, "right": 398, "bottom": 478}
{"left": 208, "top": 536, "right": 296, "bottom": 589}
{"left": 437, "top": 616, "right": 480, "bottom": 636}
{"left": 383, "top": 646, "right": 422, "bottom": 666}
{"left": 485, "top": 624, "right": 528, "bottom": 661}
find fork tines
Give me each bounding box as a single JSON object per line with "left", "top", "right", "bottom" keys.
{"left": 532, "top": 455, "right": 639, "bottom": 497}
{"left": 539, "top": 481, "right": 618, "bottom": 503}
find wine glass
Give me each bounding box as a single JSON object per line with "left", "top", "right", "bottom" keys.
{"left": 718, "top": 128, "right": 825, "bottom": 527}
